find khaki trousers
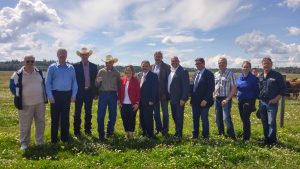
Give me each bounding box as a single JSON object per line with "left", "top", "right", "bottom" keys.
{"left": 18, "top": 103, "right": 45, "bottom": 147}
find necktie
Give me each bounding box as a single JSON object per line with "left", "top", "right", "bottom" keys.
{"left": 193, "top": 71, "right": 201, "bottom": 92}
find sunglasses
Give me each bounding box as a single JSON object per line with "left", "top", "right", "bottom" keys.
{"left": 26, "top": 60, "right": 35, "bottom": 64}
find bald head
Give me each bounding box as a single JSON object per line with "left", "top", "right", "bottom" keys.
{"left": 170, "top": 56, "right": 180, "bottom": 68}
{"left": 23, "top": 55, "right": 35, "bottom": 72}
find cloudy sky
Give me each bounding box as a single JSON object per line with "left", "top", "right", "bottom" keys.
{"left": 1, "top": 0, "right": 300, "bottom": 68}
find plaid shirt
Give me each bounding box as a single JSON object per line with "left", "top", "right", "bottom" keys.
{"left": 214, "top": 69, "right": 236, "bottom": 97}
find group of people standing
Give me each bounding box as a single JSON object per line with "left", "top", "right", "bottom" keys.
{"left": 9, "top": 48, "right": 286, "bottom": 150}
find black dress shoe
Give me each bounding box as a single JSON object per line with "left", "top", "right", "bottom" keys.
{"left": 190, "top": 136, "right": 198, "bottom": 140}
{"left": 74, "top": 133, "right": 82, "bottom": 139}
{"left": 85, "top": 132, "right": 92, "bottom": 136}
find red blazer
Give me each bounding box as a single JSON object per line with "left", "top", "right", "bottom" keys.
{"left": 118, "top": 77, "right": 140, "bottom": 105}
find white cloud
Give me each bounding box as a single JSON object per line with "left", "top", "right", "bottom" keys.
{"left": 287, "top": 26, "right": 300, "bottom": 36}
{"left": 0, "top": 0, "right": 61, "bottom": 43}
{"left": 236, "top": 4, "right": 253, "bottom": 13}
{"left": 235, "top": 31, "right": 300, "bottom": 67}
{"left": 279, "top": 0, "right": 300, "bottom": 10}
{"left": 115, "top": 0, "right": 242, "bottom": 44}
{"left": 199, "top": 38, "right": 215, "bottom": 42}
{"left": 0, "top": 0, "right": 61, "bottom": 60}
{"left": 162, "top": 35, "right": 197, "bottom": 45}
{"left": 147, "top": 43, "right": 156, "bottom": 46}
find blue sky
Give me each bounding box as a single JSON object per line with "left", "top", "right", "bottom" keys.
{"left": 1, "top": 0, "right": 300, "bottom": 68}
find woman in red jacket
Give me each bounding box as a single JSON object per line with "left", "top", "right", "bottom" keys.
{"left": 118, "top": 65, "right": 140, "bottom": 140}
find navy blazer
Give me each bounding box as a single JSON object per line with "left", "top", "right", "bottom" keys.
{"left": 190, "top": 69, "right": 215, "bottom": 108}
{"left": 73, "top": 61, "right": 98, "bottom": 97}
{"left": 168, "top": 66, "right": 190, "bottom": 104}
{"left": 139, "top": 71, "right": 159, "bottom": 106}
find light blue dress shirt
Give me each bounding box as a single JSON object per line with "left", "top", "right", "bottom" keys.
{"left": 45, "top": 62, "right": 78, "bottom": 100}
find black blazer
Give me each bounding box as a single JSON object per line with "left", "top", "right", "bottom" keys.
{"left": 168, "top": 66, "right": 190, "bottom": 104}
{"left": 190, "top": 69, "right": 215, "bottom": 108}
{"left": 73, "top": 61, "right": 98, "bottom": 97}
{"left": 139, "top": 71, "right": 159, "bottom": 106}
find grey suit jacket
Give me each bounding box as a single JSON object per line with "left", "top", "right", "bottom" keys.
{"left": 151, "top": 61, "right": 171, "bottom": 100}
{"left": 168, "top": 66, "right": 190, "bottom": 104}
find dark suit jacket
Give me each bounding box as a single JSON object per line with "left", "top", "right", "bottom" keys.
{"left": 190, "top": 69, "right": 215, "bottom": 108}
{"left": 139, "top": 71, "right": 159, "bottom": 106}
{"left": 151, "top": 62, "right": 171, "bottom": 100}
{"left": 168, "top": 66, "right": 190, "bottom": 105}
{"left": 73, "top": 61, "right": 98, "bottom": 97}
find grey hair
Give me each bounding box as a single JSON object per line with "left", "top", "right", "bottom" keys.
{"left": 218, "top": 57, "right": 227, "bottom": 64}
{"left": 141, "top": 60, "right": 150, "bottom": 66}
{"left": 57, "top": 48, "right": 67, "bottom": 55}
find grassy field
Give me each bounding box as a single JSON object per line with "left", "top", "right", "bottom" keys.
{"left": 0, "top": 71, "right": 299, "bottom": 168}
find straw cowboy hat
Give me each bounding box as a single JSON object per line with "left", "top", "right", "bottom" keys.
{"left": 102, "top": 55, "right": 118, "bottom": 63}
{"left": 76, "top": 47, "right": 93, "bottom": 57}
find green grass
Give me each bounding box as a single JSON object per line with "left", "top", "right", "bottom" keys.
{"left": 0, "top": 71, "right": 300, "bottom": 168}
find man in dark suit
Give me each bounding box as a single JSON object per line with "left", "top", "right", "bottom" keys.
{"left": 138, "top": 60, "right": 159, "bottom": 138}
{"left": 167, "top": 56, "right": 189, "bottom": 138}
{"left": 151, "top": 51, "right": 170, "bottom": 136}
{"left": 73, "top": 47, "right": 98, "bottom": 137}
{"left": 190, "top": 58, "right": 215, "bottom": 139}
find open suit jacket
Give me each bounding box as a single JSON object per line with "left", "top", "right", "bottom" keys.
{"left": 151, "top": 62, "right": 171, "bottom": 100}
{"left": 168, "top": 66, "right": 190, "bottom": 105}
{"left": 139, "top": 71, "right": 159, "bottom": 106}
{"left": 73, "top": 61, "right": 98, "bottom": 97}
{"left": 190, "top": 68, "right": 215, "bottom": 108}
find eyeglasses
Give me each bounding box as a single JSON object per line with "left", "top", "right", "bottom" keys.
{"left": 26, "top": 60, "right": 35, "bottom": 64}
{"left": 195, "top": 62, "right": 203, "bottom": 65}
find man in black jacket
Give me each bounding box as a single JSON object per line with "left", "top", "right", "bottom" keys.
{"left": 73, "top": 47, "right": 98, "bottom": 137}
{"left": 190, "top": 58, "right": 215, "bottom": 139}
{"left": 167, "top": 56, "right": 189, "bottom": 138}
{"left": 138, "top": 60, "right": 159, "bottom": 138}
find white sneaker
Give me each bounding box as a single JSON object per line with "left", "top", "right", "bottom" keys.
{"left": 20, "top": 144, "right": 28, "bottom": 150}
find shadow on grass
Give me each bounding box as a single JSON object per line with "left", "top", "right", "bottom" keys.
{"left": 22, "top": 134, "right": 300, "bottom": 160}
{"left": 21, "top": 134, "right": 240, "bottom": 160}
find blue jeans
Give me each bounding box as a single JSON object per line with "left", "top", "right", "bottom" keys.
{"left": 170, "top": 103, "right": 184, "bottom": 137}
{"left": 97, "top": 92, "right": 117, "bottom": 138}
{"left": 153, "top": 99, "right": 169, "bottom": 134}
{"left": 192, "top": 104, "right": 210, "bottom": 138}
{"left": 215, "top": 97, "right": 235, "bottom": 138}
{"left": 259, "top": 101, "right": 278, "bottom": 144}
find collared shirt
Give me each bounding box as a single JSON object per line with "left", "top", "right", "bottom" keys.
{"left": 152, "top": 63, "right": 161, "bottom": 78}
{"left": 46, "top": 62, "right": 78, "bottom": 100}
{"left": 22, "top": 68, "right": 44, "bottom": 105}
{"left": 168, "top": 66, "right": 179, "bottom": 93}
{"left": 140, "top": 71, "right": 149, "bottom": 87}
{"left": 236, "top": 72, "right": 259, "bottom": 101}
{"left": 193, "top": 68, "right": 205, "bottom": 92}
{"left": 96, "top": 67, "right": 120, "bottom": 92}
{"left": 82, "top": 61, "right": 90, "bottom": 88}
{"left": 214, "top": 69, "right": 236, "bottom": 97}
{"left": 258, "top": 70, "right": 286, "bottom": 102}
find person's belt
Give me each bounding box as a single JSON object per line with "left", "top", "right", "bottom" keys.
{"left": 84, "top": 87, "right": 91, "bottom": 90}
{"left": 100, "top": 90, "right": 117, "bottom": 93}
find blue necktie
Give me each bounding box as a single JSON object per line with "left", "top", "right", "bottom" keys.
{"left": 193, "top": 71, "right": 201, "bottom": 92}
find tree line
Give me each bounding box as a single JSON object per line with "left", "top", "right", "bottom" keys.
{"left": 1, "top": 60, "right": 300, "bottom": 74}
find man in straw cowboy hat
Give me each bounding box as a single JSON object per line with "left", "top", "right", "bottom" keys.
{"left": 73, "top": 47, "right": 98, "bottom": 138}
{"left": 95, "top": 55, "right": 120, "bottom": 140}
